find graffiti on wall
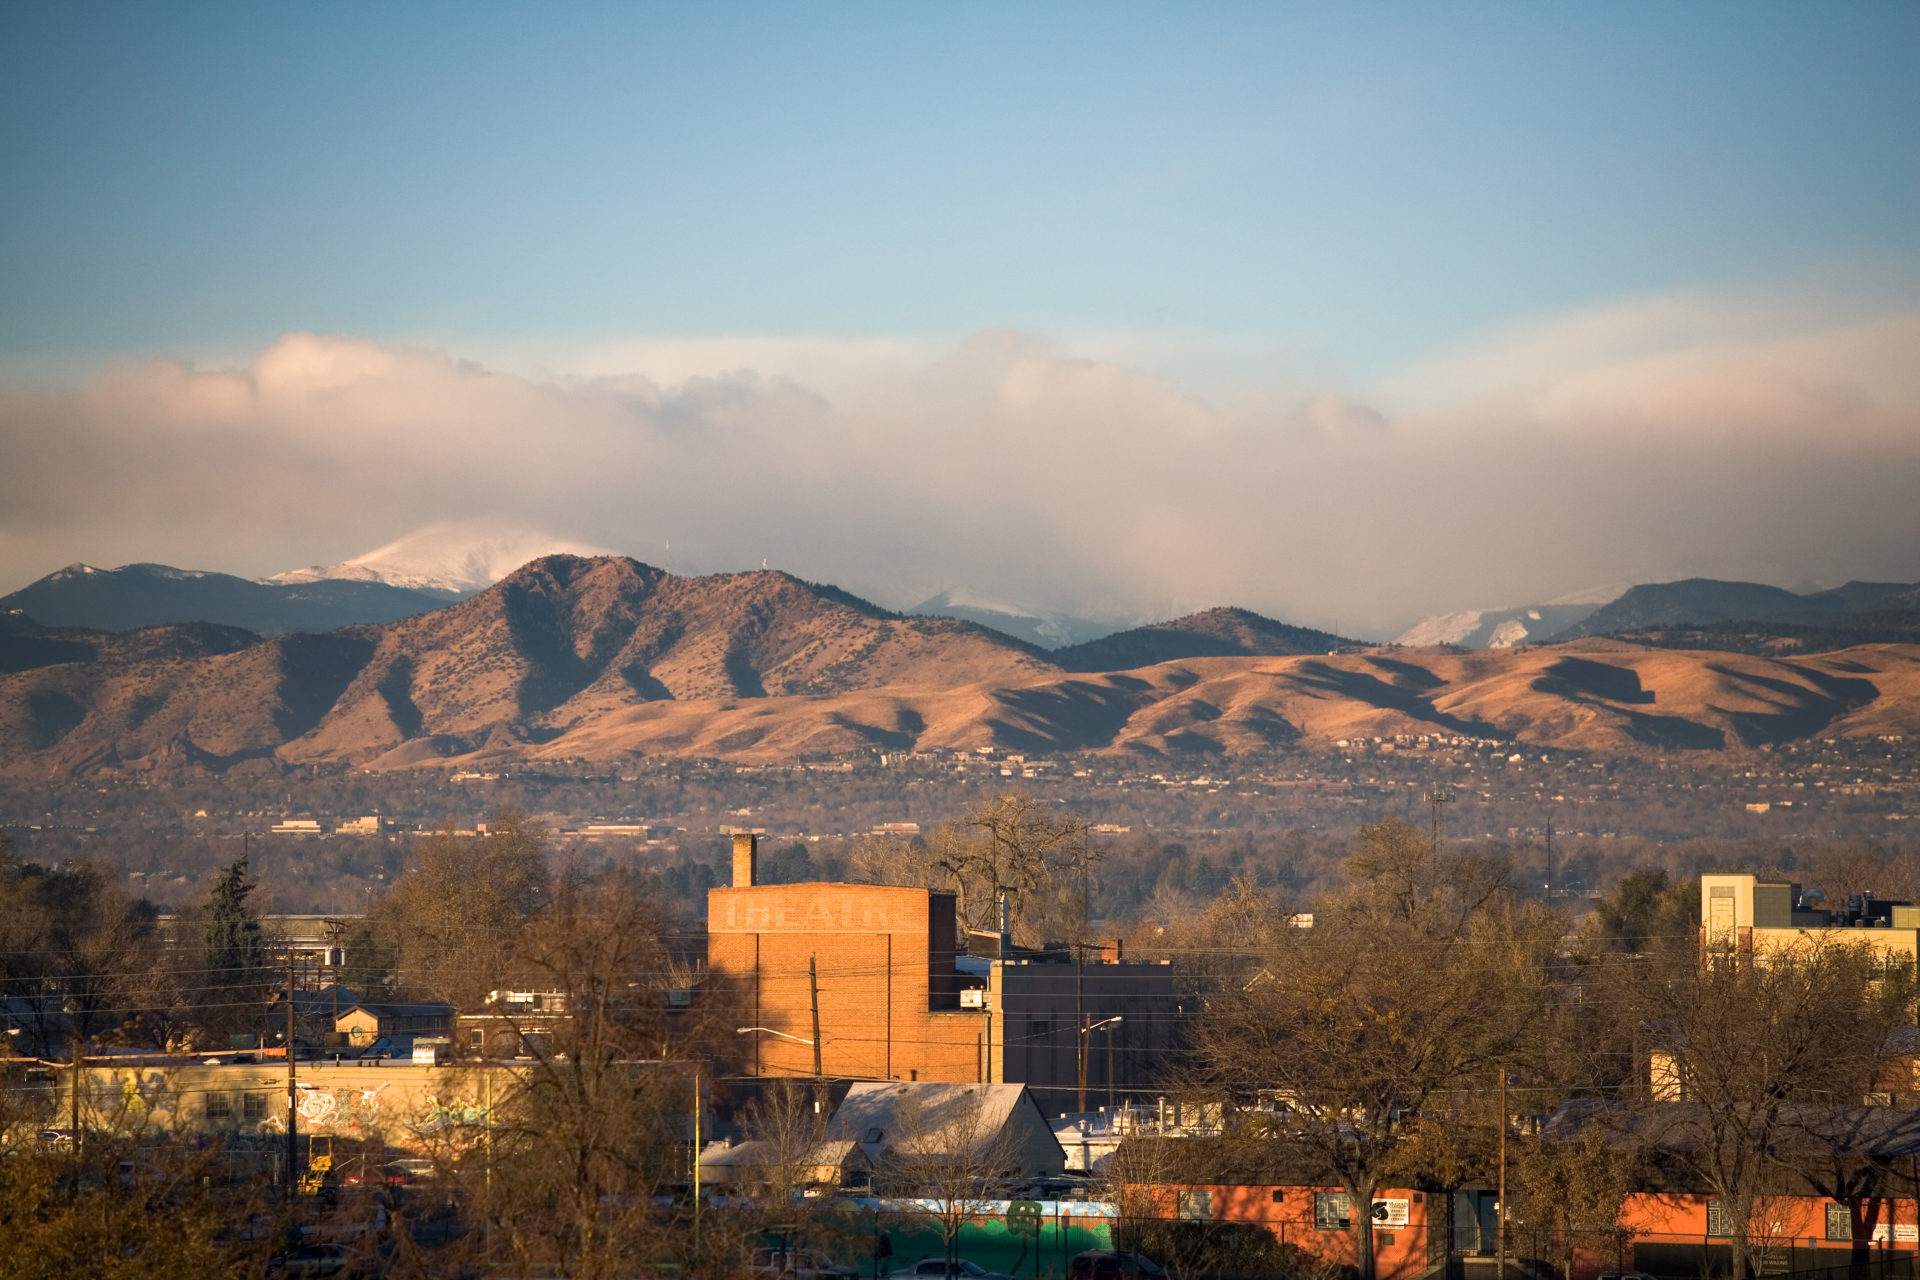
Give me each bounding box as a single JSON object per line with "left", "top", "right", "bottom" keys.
{"left": 287, "top": 1081, "right": 390, "bottom": 1137}
{"left": 419, "top": 1093, "right": 490, "bottom": 1133}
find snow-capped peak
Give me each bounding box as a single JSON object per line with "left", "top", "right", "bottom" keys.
{"left": 909, "top": 587, "right": 1134, "bottom": 649}
{"left": 268, "top": 519, "right": 618, "bottom": 596}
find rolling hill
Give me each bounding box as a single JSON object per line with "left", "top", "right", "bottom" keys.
{"left": 4, "top": 555, "right": 1920, "bottom": 778}
{"left": 0, "top": 555, "right": 1053, "bottom": 775}
{"left": 1052, "top": 607, "right": 1350, "bottom": 671}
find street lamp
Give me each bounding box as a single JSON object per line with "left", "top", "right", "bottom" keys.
{"left": 1077, "top": 1016, "right": 1123, "bottom": 1113}
{"left": 737, "top": 1027, "right": 826, "bottom": 1110}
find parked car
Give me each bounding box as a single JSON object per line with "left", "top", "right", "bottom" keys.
{"left": 751, "top": 1245, "right": 859, "bottom": 1278}
{"left": 268, "top": 1243, "right": 362, "bottom": 1278}
{"left": 887, "top": 1260, "right": 1012, "bottom": 1280}
{"left": 386, "top": 1158, "right": 438, "bottom": 1183}
{"left": 1070, "top": 1250, "right": 1172, "bottom": 1280}
{"left": 1010, "top": 1175, "right": 1094, "bottom": 1201}
{"left": 1597, "top": 1271, "right": 1658, "bottom": 1280}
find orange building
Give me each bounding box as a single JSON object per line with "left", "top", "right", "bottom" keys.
{"left": 707, "top": 834, "right": 1179, "bottom": 1109}
{"left": 709, "top": 834, "right": 987, "bottom": 1083}
{"left": 1595, "top": 1191, "right": 1919, "bottom": 1280}
{"left": 1165, "top": 1182, "right": 1439, "bottom": 1280}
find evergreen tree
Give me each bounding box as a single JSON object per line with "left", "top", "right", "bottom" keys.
{"left": 204, "top": 853, "right": 263, "bottom": 980}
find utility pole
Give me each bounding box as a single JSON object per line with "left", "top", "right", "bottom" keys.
{"left": 808, "top": 955, "right": 824, "bottom": 1110}
{"left": 1076, "top": 943, "right": 1086, "bottom": 1113}
{"left": 69, "top": 1025, "right": 82, "bottom": 1170}
{"left": 286, "top": 947, "right": 298, "bottom": 1192}
{"left": 485, "top": 1067, "right": 494, "bottom": 1266}
{"left": 806, "top": 955, "right": 821, "bottom": 1090}
{"left": 1545, "top": 822, "right": 1554, "bottom": 906}
{"left": 692, "top": 1069, "right": 702, "bottom": 1255}
{"left": 1497, "top": 1068, "right": 1508, "bottom": 1280}
{"left": 1077, "top": 1017, "right": 1090, "bottom": 1114}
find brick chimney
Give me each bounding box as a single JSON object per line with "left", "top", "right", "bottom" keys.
{"left": 732, "top": 832, "right": 759, "bottom": 887}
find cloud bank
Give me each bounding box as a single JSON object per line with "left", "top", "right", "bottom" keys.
{"left": 3, "top": 297, "right": 1917, "bottom": 636}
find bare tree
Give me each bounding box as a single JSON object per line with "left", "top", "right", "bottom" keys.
{"left": 739, "top": 1077, "right": 832, "bottom": 1208}
{"left": 875, "top": 1087, "right": 1024, "bottom": 1275}
{"left": 0, "top": 1059, "right": 279, "bottom": 1280}
{"left": 1620, "top": 937, "right": 1915, "bottom": 1280}
{"left": 373, "top": 808, "right": 551, "bottom": 1007}
{"left": 1190, "top": 818, "right": 1554, "bottom": 1280}
{"left": 904, "top": 793, "right": 1102, "bottom": 941}
{"left": 1103, "top": 1135, "right": 1226, "bottom": 1280}
{"left": 0, "top": 854, "right": 163, "bottom": 1057}
{"left": 411, "top": 873, "right": 735, "bottom": 1280}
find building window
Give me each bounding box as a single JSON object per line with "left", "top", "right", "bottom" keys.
{"left": 243, "top": 1093, "right": 267, "bottom": 1122}
{"left": 205, "top": 1092, "right": 232, "bottom": 1122}
{"left": 1272, "top": 1189, "right": 1286, "bottom": 1204}
{"left": 1315, "top": 1193, "right": 1354, "bottom": 1231}
{"left": 1178, "top": 1190, "right": 1213, "bottom": 1221}
{"left": 1707, "top": 1200, "right": 1733, "bottom": 1238}
{"left": 1827, "top": 1203, "right": 1853, "bottom": 1243}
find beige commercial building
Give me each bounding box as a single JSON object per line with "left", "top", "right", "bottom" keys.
{"left": 1700, "top": 873, "right": 1920, "bottom": 973}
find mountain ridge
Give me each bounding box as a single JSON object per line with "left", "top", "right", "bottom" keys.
{"left": 0, "top": 563, "right": 452, "bottom": 636}
{"left": 6, "top": 556, "right": 1920, "bottom": 778}
{"left": 1551, "top": 577, "right": 1920, "bottom": 641}
{"left": 1053, "top": 606, "right": 1351, "bottom": 671}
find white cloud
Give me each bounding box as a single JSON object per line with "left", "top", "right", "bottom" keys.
{"left": 2, "top": 297, "right": 1917, "bottom": 636}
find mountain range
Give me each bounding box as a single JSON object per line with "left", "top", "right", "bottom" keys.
{"left": 0, "top": 522, "right": 611, "bottom": 636}
{"left": 1394, "top": 602, "right": 1609, "bottom": 649}
{"left": 4, "top": 554, "right": 1919, "bottom": 778}
{"left": 0, "top": 563, "right": 451, "bottom": 636}
{"left": 1548, "top": 578, "right": 1920, "bottom": 641}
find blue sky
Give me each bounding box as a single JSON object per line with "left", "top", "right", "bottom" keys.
{"left": 3, "top": 4, "right": 1918, "bottom": 630}
{"left": 6, "top": 3, "right": 1914, "bottom": 376}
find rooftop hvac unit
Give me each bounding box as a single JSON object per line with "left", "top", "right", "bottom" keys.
{"left": 960, "top": 989, "right": 988, "bottom": 1009}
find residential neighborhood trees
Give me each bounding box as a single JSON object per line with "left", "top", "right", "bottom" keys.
{"left": 10, "top": 795, "right": 1920, "bottom": 1280}
{"left": 1617, "top": 935, "right": 1917, "bottom": 1280}
{"left": 370, "top": 808, "right": 551, "bottom": 1007}
{"left": 1189, "top": 817, "right": 1556, "bottom": 1280}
